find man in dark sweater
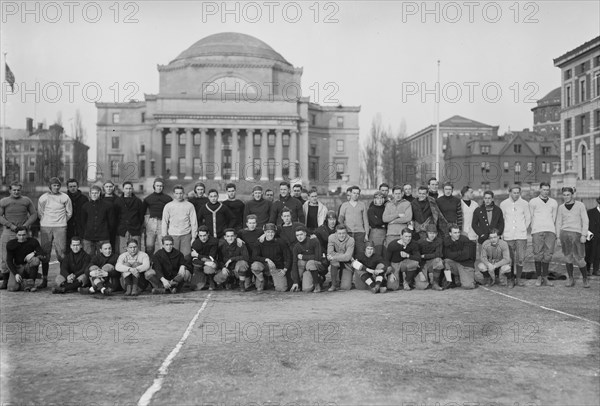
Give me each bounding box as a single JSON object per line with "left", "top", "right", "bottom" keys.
{"left": 427, "top": 178, "right": 439, "bottom": 199}
{"left": 417, "top": 224, "right": 444, "bottom": 291}
{"left": 585, "top": 196, "right": 600, "bottom": 276}
{"left": 188, "top": 182, "right": 209, "bottom": 226}
{"left": 114, "top": 181, "right": 144, "bottom": 254}
{"left": 215, "top": 229, "right": 250, "bottom": 291}
{"left": 412, "top": 186, "right": 444, "bottom": 239}
{"left": 102, "top": 181, "right": 119, "bottom": 251}
{"left": 243, "top": 186, "right": 272, "bottom": 228}
{"left": 83, "top": 241, "right": 119, "bottom": 295}
{"left": 5, "top": 227, "right": 47, "bottom": 292}
{"left": 222, "top": 183, "right": 245, "bottom": 232}
{"left": 251, "top": 223, "right": 292, "bottom": 292}
{"left": 367, "top": 191, "right": 387, "bottom": 257}
{"left": 189, "top": 225, "right": 219, "bottom": 290}
{"left": 277, "top": 208, "right": 305, "bottom": 249}
{"left": 292, "top": 183, "right": 307, "bottom": 205}
{"left": 436, "top": 182, "right": 462, "bottom": 235}
{"left": 292, "top": 225, "right": 326, "bottom": 292}
{"left": 315, "top": 211, "right": 338, "bottom": 255}
{"left": 402, "top": 184, "right": 415, "bottom": 202}
{"left": 52, "top": 236, "right": 91, "bottom": 294}
{"left": 270, "top": 182, "right": 305, "bottom": 226}
{"left": 239, "top": 215, "right": 264, "bottom": 261}
{"left": 197, "top": 189, "right": 235, "bottom": 239}
{"left": 472, "top": 190, "right": 505, "bottom": 244}
{"left": 66, "top": 178, "right": 88, "bottom": 246}
{"left": 352, "top": 241, "right": 387, "bottom": 293}
{"left": 145, "top": 235, "right": 190, "bottom": 294}
{"left": 385, "top": 228, "right": 420, "bottom": 291}
{"left": 142, "top": 178, "right": 173, "bottom": 257}
{"left": 81, "top": 186, "right": 114, "bottom": 257}
{"left": 443, "top": 224, "right": 477, "bottom": 289}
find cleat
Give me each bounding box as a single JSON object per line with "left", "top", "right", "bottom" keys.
{"left": 78, "top": 287, "right": 92, "bottom": 294}
{"left": 583, "top": 279, "right": 590, "bottom": 288}
{"left": 37, "top": 279, "right": 48, "bottom": 289}
{"left": 403, "top": 281, "right": 411, "bottom": 291}
{"left": 535, "top": 277, "right": 543, "bottom": 287}
{"left": 565, "top": 277, "right": 574, "bottom": 287}
{"left": 313, "top": 283, "right": 321, "bottom": 293}
{"left": 152, "top": 288, "right": 165, "bottom": 294}
{"left": 328, "top": 284, "right": 337, "bottom": 292}
{"left": 379, "top": 287, "right": 387, "bottom": 293}
{"left": 52, "top": 287, "right": 65, "bottom": 294}
{"left": 102, "top": 288, "right": 112, "bottom": 296}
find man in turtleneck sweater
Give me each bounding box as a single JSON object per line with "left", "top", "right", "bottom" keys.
{"left": 368, "top": 191, "right": 388, "bottom": 257}
{"left": 81, "top": 185, "right": 114, "bottom": 257}
{"left": 436, "top": 182, "right": 462, "bottom": 235}
{"left": 270, "top": 182, "right": 305, "bottom": 226}
{"left": 162, "top": 185, "right": 198, "bottom": 257}
{"left": 114, "top": 182, "right": 144, "bottom": 255}
{"left": 427, "top": 178, "right": 439, "bottom": 199}
{"left": 197, "top": 189, "right": 235, "bottom": 239}
{"left": 529, "top": 182, "right": 558, "bottom": 286}
{"left": 244, "top": 186, "right": 272, "bottom": 228}
{"left": 66, "top": 178, "right": 88, "bottom": 246}
{"left": 500, "top": 185, "right": 531, "bottom": 288}
{"left": 142, "top": 178, "right": 172, "bottom": 257}
{"left": 145, "top": 236, "right": 190, "bottom": 294}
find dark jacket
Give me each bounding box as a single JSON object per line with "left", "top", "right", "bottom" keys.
{"left": 443, "top": 235, "right": 476, "bottom": 268}
{"left": 60, "top": 249, "right": 91, "bottom": 278}
{"left": 153, "top": 248, "right": 187, "bottom": 280}
{"left": 412, "top": 197, "right": 444, "bottom": 234}
{"left": 385, "top": 239, "right": 420, "bottom": 264}
{"left": 472, "top": 203, "right": 505, "bottom": 244}
{"left": 142, "top": 192, "right": 172, "bottom": 219}
{"left": 270, "top": 195, "right": 305, "bottom": 226}
{"left": 81, "top": 199, "right": 114, "bottom": 241}
{"left": 114, "top": 195, "right": 145, "bottom": 236}
{"left": 218, "top": 240, "right": 249, "bottom": 266}
{"left": 190, "top": 236, "right": 219, "bottom": 261}
{"left": 587, "top": 207, "right": 600, "bottom": 236}
{"left": 67, "top": 190, "right": 88, "bottom": 240}
{"left": 356, "top": 251, "right": 386, "bottom": 269}
{"left": 222, "top": 199, "right": 245, "bottom": 231}
{"left": 417, "top": 235, "right": 443, "bottom": 263}
{"left": 367, "top": 204, "right": 386, "bottom": 230}
{"left": 436, "top": 195, "right": 463, "bottom": 230}
{"left": 254, "top": 238, "right": 292, "bottom": 270}
{"left": 315, "top": 223, "right": 336, "bottom": 253}
{"left": 277, "top": 222, "right": 305, "bottom": 248}
{"left": 291, "top": 238, "right": 323, "bottom": 284}
{"left": 6, "top": 237, "right": 46, "bottom": 274}
{"left": 239, "top": 228, "right": 263, "bottom": 259}
{"left": 197, "top": 202, "right": 235, "bottom": 239}
{"left": 189, "top": 196, "right": 209, "bottom": 225}
{"left": 244, "top": 198, "right": 272, "bottom": 227}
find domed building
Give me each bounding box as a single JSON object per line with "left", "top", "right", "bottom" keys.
{"left": 96, "top": 32, "right": 360, "bottom": 193}
{"left": 531, "top": 87, "right": 561, "bottom": 138}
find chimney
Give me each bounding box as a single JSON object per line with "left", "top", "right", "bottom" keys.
{"left": 26, "top": 117, "right": 33, "bottom": 134}
{"left": 37, "top": 122, "right": 43, "bottom": 130}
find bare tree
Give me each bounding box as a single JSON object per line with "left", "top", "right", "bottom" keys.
{"left": 35, "top": 123, "right": 65, "bottom": 183}
{"left": 72, "top": 109, "right": 86, "bottom": 144}
{"left": 362, "top": 114, "right": 386, "bottom": 189}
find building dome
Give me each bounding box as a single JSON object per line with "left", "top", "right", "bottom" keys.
{"left": 538, "top": 87, "right": 561, "bottom": 104}
{"left": 170, "top": 32, "right": 291, "bottom": 65}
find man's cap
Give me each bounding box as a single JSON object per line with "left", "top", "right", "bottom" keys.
{"left": 252, "top": 185, "right": 263, "bottom": 192}
{"left": 374, "top": 191, "right": 384, "bottom": 198}
{"left": 263, "top": 223, "right": 277, "bottom": 232}
{"left": 326, "top": 210, "right": 338, "bottom": 219}
{"left": 48, "top": 177, "right": 61, "bottom": 186}
{"left": 365, "top": 241, "right": 375, "bottom": 248}
{"left": 426, "top": 224, "right": 438, "bottom": 233}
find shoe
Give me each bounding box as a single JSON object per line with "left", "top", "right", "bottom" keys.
{"left": 37, "top": 279, "right": 48, "bottom": 289}
{"left": 239, "top": 284, "right": 246, "bottom": 292}
{"left": 535, "top": 277, "right": 543, "bottom": 287}
{"left": 124, "top": 283, "right": 133, "bottom": 296}
{"left": 565, "top": 277, "right": 574, "bottom": 287}
{"left": 170, "top": 287, "right": 178, "bottom": 294}
{"left": 152, "top": 288, "right": 165, "bottom": 294}
{"left": 508, "top": 278, "right": 515, "bottom": 289}
{"left": 583, "top": 279, "right": 590, "bottom": 288}
{"left": 442, "top": 280, "right": 454, "bottom": 290}
{"left": 131, "top": 284, "right": 140, "bottom": 296}
{"left": 432, "top": 283, "right": 443, "bottom": 291}
{"left": 313, "top": 283, "right": 321, "bottom": 293}
{"left": 483, "top": 277, "right": 493, "bottom": 287}
{"left": 403, "top": 281, "right": 411, "bottom": 291}
{"left": 515, "top": 278, "right": 525, "bottom": 287}
{"left": 102, "top": 287, "right": 112, "bottom": 296}
{"left": 52, "top": 287, "right": 65, "bottom": 294}
{"left": 328, "top": 284, "right": 337, "bottom": 292}
{"left": 542, "top": 277, "right": 554, "bottom": 287}
{"left": 30, "top": 285, "right": 38, "bottom": 292}
{"left": 225, "top": 283, "right": 232, "bottom": 290}
{"left": 78, "top": 287, "right": 92, "bottom": 294}
{"left": 379, "top": 287, "right": 387, "bottom": 293}
{"left": 0, "top": 280, "right": 7, "bottom": 290}
{"left": 592, "top": 270, "right": 599, "bottom": 276}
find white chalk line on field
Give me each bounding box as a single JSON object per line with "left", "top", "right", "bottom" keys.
{"left": 482, "top": 287, "right": 600, "bottom": 327}
{"left": 137, "top": 293, "right": 212, "bottom": 406}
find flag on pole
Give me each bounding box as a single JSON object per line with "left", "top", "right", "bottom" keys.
{"left": 5, "top": 63, "right": 15, "bottom": 92}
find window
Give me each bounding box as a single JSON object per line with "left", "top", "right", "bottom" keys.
{"left": 336, "top": 139, "right": 344, "bottom": 152}
{"left": 514, "top": 162, "right": 521, "bottom": 174}
{"left": 112, "top": 113, "right": 120, "bottom": 124}
{"left": 566, "top": 85, "right": 572, "bottom": 107}
{"left": 580, "top": 79, "right": 586, "bottom": 102}
{"left": 480, "top": 162, "right": 490, "bottom": 173}
{"left": 541, "top": 146, "right": 551, "bottom": 155}
{"left": 310, "top": 138, "right": 317, "bottom": 155}
{"left": 141, "top": 112, "right": 145, "bottom": 123}
{"left": 165, "top": 133, "right": 172, "bottom": 145}
{"left": 336, "top": 162, "right": 344, "bottom": 180}
{"left": 595, "top": 110, "right": 600, "bottom": 130}
{"left": 27, "top": 172, "right": 35, "bottom": 182}
{"left": 140, "top": 144, "right": 145, "bottom": 153}
{"left": 541, "top": 161, "right": 551, "bottom": 173}
{"left": 64, "top": 143, "right": 70, "bottom": 153}
{"left": 337, "top": 116, "right": 344, "bottom": 128}
{"left": 579, "top": 114, "right": 587, "bottom": 135}
{"left": 504, "top": 161, "right": 509, "bottom": 173}
{"left": 565, "top": 119, "right": 572, "bottom": 138}
{"left": 595, "top": 56, "right": 600, "bottom": 67}
{"left": 111, "top": 161, "right": 119, "bottom": 177}
{"left": 527, "top": 162, "right": 533, "bottom": 172}
{"left": 193, "top": 158, "right": 201, "bottom": 175}
{"left": 164, "top": 158, "right": 171, "bottom": 176}
{"left": 309, "top": 158, "right": 318, "bottom": 180}
{"left": 565, "top": 69, "right": 572, "bottom": 80}
{"left": 178, "top": 158, "right": 185, "bottom": 174}
{"left": 253, "top": 158, "right": 261, "bottom": 178}
{"left": 268, "top": 158, "right": 275, "bottom": 180}
{"left": 596, "top": 72, "right": 600, "bottom": 98}
{"left": 565, "top": 143, "right": 571, "bottom": 152}
{"left": 282, "top": 133, "right": 290, "bottom": 147}
{"left": 283, "top": 158, "right": 289, "bottom": 178}
{"left": 480, "top": 145, "right": 490, "bottom": 155}
{"left": 514, "top": 144, "right": 521, "bottom": 153}
{"left": 29, "top": 144, "right": 35, "bottom": 152}
{"left": 311, "top": 114, "right": 316, "bottom": 126}
{"left": 194, "top": 132, "right": 201, "bottom": 145}
{"left": 179, "top": 133, "right": 185, "bottom": 145}
{"left": 29, "top": 157, "right": 35, "bottom": 167}
{"left": 150, "top": 160, "right": 156, "bottom": 176}
{"left": 139, "top": 159, "right": 146, "bottom": 177}
{"left": 112, "top": 136, "right": 119, "bottom": 149}
{"left": 253, "top": 133, "right": 261, "bottom": 146}
{"left": 268, "top": 133, "right": 275, "bottom": 147}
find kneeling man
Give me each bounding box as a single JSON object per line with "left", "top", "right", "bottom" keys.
{"left": 52, "top": 236, "right": 91, "bottom": 294}
{"left": 146, "top": 235, "right": 190, "bottom": 294}
{"left": 385, "top": 228, "right": 420, "bottom": 291}
{"left": 251, "top": 223, "right": 292, "bottom": 292}
{"left": 292, "top": 225, "right": 327, "bottom": 293}
{"left": 83, "top": 242, "right": 119, "bottom": 295}
{"left": 352, "top": 241, "right": 387, "bottom": 293}
{"left": 214, "top": 228, "right": 250, "bottom": 291}
{"left": 115, "top": 238, "right": 150, "bottom": 296}
{"left": 443, "top": 224, "right": 477, "bottom": 289}
{"left": 477, "top": 228, "right": 512, "bottom": 287}
{"left": 6, "top": 227, "right": 47, "bottom": 292}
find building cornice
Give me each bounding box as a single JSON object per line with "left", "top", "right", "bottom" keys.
{"left": 152, "top": 113, "right": 301, "bottom": 122}
{"left": 157, "top": 61, "right": 301, "bottom": 75}
{"left": 554, "top": 36, "right": 600, "bottom": 67}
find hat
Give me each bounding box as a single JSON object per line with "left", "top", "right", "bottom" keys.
{"left": 374, "top": 191, "right": 384, "bottom": 198}
{"left": 263, "top": 223, "right": 277, "bottom": 232}
{"left": 48, "top": 177, "right": 61, "bottom": 187}
{"left": 365, "top": 241, "right": 375, "bottom": 248}
{"left": 426, "top": 224, "right": 438, "bottom": 233}
{"left": 252, "top": 185, "right": 263, "bottom": 192}
{"left": 326, "top": 210, "right": 337, "bottom": 220}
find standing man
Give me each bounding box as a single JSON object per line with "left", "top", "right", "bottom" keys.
{"left": 529, "top": 182, "right": 558, "bottom": 287}
{"left": 411, "top": 185, "right": 443, "bottom": 240}
{"left": 460, "top": 186, "right": 478, "bottom": 242}
{"left": 162, "top": 185, "right": 197, "bottom": 257}
{"left": 585, "top": 197, "right": 600, "bottom": 276}
{"left": 472, "top": 190, "right": 505, "bottom": 245}
{"left": 142, "top": 178, "right": 172, "bottom": 257}
{"left": 270, "top": 182, "right": 305, "bottom": 226}
{"left": 243, "top": 186, "right": 272, "bottom": 228}
{"left": 326, "top": 225, "right": 355, "bottom": 292}
{"left": 338, "top": 186, "right": 370, "bottom": 256}
{"left": 378, "top": 183, "right": 391, "bottom": 202}
{"left": 402, "top": 184, "right": 415, "bottom": 202}
{"left": 292, "top": 183, "right": 306, "bottom": 205}
{"left": 368, "top": 191, "right": 388, "bottom": 256}
{"left": 427, "top": 178, "right": 439, "bottom": 199}
{"left": 303, "top": 188, "right": 328, "bottom": 233}
{"left": 66, "top": 178, "right": 88, "bottom": 246}
{"left": 5, "top": 227, "right": 46, "bottom": 292}
{"left": 222, "top": 183, "right": 245, "bottom": 232}
{"left": 114, "top": 181, "right": 144, "bottom": 254}
{"left": 81, "top": 185, "right": 114, "bottom": 257}
{"left": 102, "top": 180, "right": 119, "bottom": 250}
{"left": 436, "top": 182, "right": 462, "bottom": 236}
{"left": 556, "top": 187, "right": 590, "bottom": 288}
{"left": 264, "top": 189, "right": 275, "bottom": 202}
{"left": 188, "top": 182, "right": 208, "bottom": 226}
{"left": 500, "top": 185, "right": 531, "bottom": 287}
{"left": 38, "top": 177, "right": 72, "bottom": 287}
{"left": 197, "top": 189, "right": 235, "bottom": 239}
{"left": 383, "top": 186, "right": 412, "bottom": 246}
{"left": 0, "top": 181, "right": 37, "bottom": 289}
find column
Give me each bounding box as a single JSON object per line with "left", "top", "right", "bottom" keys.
{"left": 275, "top": 129, "right": 283, "bottom": 181}
{"left": 169, "top": 127, "right": 178, "bottom": 179}
{"left": 214, "top": 128, "right": 223, "bottom": 181}
{"left": 299, "top": 122, "right": 309, "bottom": 185}
{"left": 260, "top": 129, "right": 269, "bottom": 181}
{"left": 184, "top": 128, "right": 193, "bottom": 179}
{"left": 289, "top": 129, "right": 298, "bottom": 180}
{"left": 199, "top": 128, "right": 207, "bottom": 180}
{"left": 230, "top": 129, "right": 239, "bottom": 181}
{"left": 245, "top": 129, "right": 254, "bottom": 181}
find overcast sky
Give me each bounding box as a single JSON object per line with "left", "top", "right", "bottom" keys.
{"left": 1, "top": 1, "right": 598, "bottom": 168}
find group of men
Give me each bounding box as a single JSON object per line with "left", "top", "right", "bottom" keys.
{"left": 0, "top": 176, "right": 598, "bottom": 295}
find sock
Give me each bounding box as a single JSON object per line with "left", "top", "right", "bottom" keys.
{"left": 542, "top": 262, "right": 550, "bottom": 277}
{"left": 444, "top": 270, "right": 452, "bottom": 282}
{"left": 42, "top": 262, "right": 49, "bottom": 278}
{"left": 100, "top": 287, "right": 106, "bottom": 294}
{"left": 579, "top": 266, "right": 588, "bottom": 280}
{"left": 516, "top": 265, "right": 523, "bottom": 279}
{"left": 566, "top": 263, "right": 574, "bottom": 279}
{"left": 534, "top": 262, "right": 542, "bottom": 277}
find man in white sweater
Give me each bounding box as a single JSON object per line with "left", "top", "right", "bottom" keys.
{"left": 37, "top": 177, "right": 73, "bottom": 287}
{"left": 556, "top": 187, "right": 590, "bottom": 288}
{"left": 500, "top": 185, "right": 531, "bottom": 288}
{"left": 162, "top": 185, "right": 198, "bottom": 257}
{"left": 529, "top": 182, "right": 558, "bottom": 287}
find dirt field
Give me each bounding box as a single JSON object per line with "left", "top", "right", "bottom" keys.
{"left": 1, "top": 259, "right": 599, "bottom": 406}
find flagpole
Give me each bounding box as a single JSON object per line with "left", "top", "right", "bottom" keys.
{"left": 2, "top": 52, "right": 6, "bottom": 185}
{"left": 435, "top": 60, "right": 441, "bottom": 180}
